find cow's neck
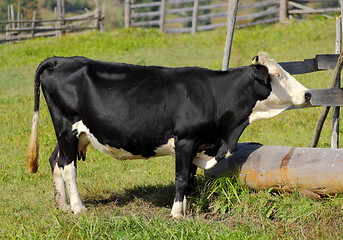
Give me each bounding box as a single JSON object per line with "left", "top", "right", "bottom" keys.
{"left": 213, "top": 70, "right": 257, "bottom": 122}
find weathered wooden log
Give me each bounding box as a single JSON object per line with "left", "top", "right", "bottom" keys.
{"left": 204, "top": 143, "right": 343, "bottom": 194}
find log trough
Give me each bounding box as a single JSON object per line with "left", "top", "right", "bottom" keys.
{"left": 204, "top": 143, "right": 343, "bottom": 195}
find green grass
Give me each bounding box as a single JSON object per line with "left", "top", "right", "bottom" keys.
{"left": 1, "top": 18, "right": 343, "bottom": 239}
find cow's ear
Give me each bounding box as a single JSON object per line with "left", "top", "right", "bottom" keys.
{"left": 252, "top": 55, "right": 259, "bottom": 65}
{"left": 251, "top": 64, "right": 270, "bottom": 87}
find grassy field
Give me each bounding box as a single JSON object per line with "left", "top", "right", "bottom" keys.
{"left": 1, "top": 18, "right": 343, "bottom": 239}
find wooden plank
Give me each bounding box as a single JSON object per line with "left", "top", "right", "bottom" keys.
{"left": 310, "top": 88, "right": 343, "bottom": 106}
{"left": 197, "top": 12, "right": 227, "bottom": 21}
{"left": 239, "top": 0, "right": 277, "bottom": 10}
{"left": 131, "top": 2, "right": 160, "bottom": 9}
{"left": 167, "top": 7, "right": 193, "bottom": 14}
{"left": 132, "top": 20, "right": 160, "bottom": 27}
{"left": 237, "top": 7, "right": 278, "bottom": 21}
{"left": 197, "top": 22, "right": 226, "bottom": 31}
{"left": 205, "top": 143, "right": 343, "bottom": 194}
{"left": 278, "top": 54, "right": 339, "bottom": 75}
{"left": 279, "top": 58, "right": 319, "bottom": 75}
{"left": 300, "top": 0, "right": 338, "bottom": 2}
{"left": 199, "top": 3, "right": 228, "bottom": 11}
{"left": 165, "top": 27, "right": 191, "bottom": 33}
{"left": 168, "top": 0, "right": 195, "bottom": 5}
{"left": 165, "top": 16, "right": 192, "bottom": 24}
{"left": 2, "top": 24, "right": 98, "bottom": 33}
{"left": 131, "top": 11, "right": 160, "bottom": 19}
{"left": 316, "top": 54, "right": 339, "bottom": 70}
{"left": 0, "top": 16, "right": 96, "bottom": 24}
{"left": 289, "top": 7, "right": 341, "bottom": 14}
{"left": 237, "top": 17, "right": 278, "bottom": 28}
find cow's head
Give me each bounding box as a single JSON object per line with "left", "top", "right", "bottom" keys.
{"left": 249, "top": 52, "right": 311, "bottom": 123}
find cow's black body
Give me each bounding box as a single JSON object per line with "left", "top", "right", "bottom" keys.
{"left": 30, "top": 56, "right": 272, "bottom": 217}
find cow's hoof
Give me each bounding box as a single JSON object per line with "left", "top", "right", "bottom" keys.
{"left": 171, "top": 212, "right": 185, "bottom": 220}
{"left": 59, "top": 204, "right": 71, "bottom": 212}
{"left": 71, "top": 204, "right": 87, "bottom": 215}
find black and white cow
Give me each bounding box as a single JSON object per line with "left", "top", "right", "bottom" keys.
{"left": 26, "top": 52, "right": 311, "bottom": 219}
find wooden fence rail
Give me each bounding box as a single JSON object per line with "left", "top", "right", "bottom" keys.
{"left": 125, "top": 0, "right": 341, "bottom": 33}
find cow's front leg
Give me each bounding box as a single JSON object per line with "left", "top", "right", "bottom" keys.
{"left": 171, "top": 139, "right": 196, "bottom": 219}
{"left": 216, "top": 119, "right": 250, "bottom": 160}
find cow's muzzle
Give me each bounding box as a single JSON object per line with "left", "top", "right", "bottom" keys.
{"left": 304, "top": 91, "right": 312, "bottom": 103}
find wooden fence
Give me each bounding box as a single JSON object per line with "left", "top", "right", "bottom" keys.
{"left": 0, "top": 0, "right": 104, "bottom": 44}
{"left": 125, "top": 0, "right": 342, "bottom": 33}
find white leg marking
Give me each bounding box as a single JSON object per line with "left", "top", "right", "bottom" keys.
{"left": 62, "top": 161, "right": 87, "bottom": 214}
{"left": 183, "top": 196, "right": 187, "bottom": 216}
{"left": 53, "top": 163, "right": 70, "bottom": 211}
{"left": 225, "top": 151, "right": 232, "bottom": 158}
{"left": 193, "top": 157, "right": 218, "bottom": 170}
{"left": 171, "top": 196, "right": 187, "bottom": 219}
{"left": 192, "top": 152, "right": 217, "bottom": 169}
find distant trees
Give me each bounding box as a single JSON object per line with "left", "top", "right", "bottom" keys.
{"left": 43, "top": 0, "right": 90, "bottom": 14}
{"left": 0, "top": 0, "right": 40, "bottom": 31}
{"left": 1, "top": 0, "right": 40, "bottom": 21}
{"left": 0, "top": 0, "right": 92, "bottom": 23}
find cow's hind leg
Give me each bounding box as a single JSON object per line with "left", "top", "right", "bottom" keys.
{"left": 50, "top": 130, "right": 86, "bottom": 214}
{"left": 49, "top": 145, "right": 70, "bottom": 211}
{"left": 171, "top": 139, "right": 196, "bottom": 219}
{"left": 60, "top": 159, "right": 86, "bottom": 214}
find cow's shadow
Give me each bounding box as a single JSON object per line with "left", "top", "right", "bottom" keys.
{"left": 84, "top": 183, "right": 176, "bottom": 208}
{"left": 84, "top": 143, "right": 262, "bottom": 210}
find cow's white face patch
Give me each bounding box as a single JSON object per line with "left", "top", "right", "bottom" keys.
{"left": 249, "top": 52, "right": 310, "bottom": 123}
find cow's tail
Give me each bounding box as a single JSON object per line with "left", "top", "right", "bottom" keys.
{"left": 26, "top": 58, "right": 56, "bottom": 173}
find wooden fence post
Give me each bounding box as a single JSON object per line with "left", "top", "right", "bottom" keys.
{"left": 191, "top": 0, "right": 200, "bottom": 34}
{"left": 10, "top": 5, "right": 15, "bottom": 29}
{"left": 100, "top": 4, "right": 105, "bottom": 32}
{"left": 54, "top": 7, "right": 59, "bottom": 37}
{"left": 125, "top": 0, "right": 131, "bottom": 28}
{"left": 17, "top": 1, "right": 21, "bottom": 30}
{"left": 31, "top": 10, "right": 36, "bottom": 39}
{"left": 222, "top": 0, "right": 239, "bottom": 71}
{"left": 6, "top": 6, "right": 11, "bottom": 40}
{"left": 331, "top": 15, "right": 342, "bottom": 148}
{"left": 279, "top": 0, "right": 289, "bottom": 23}
{"left": 55, "top": 0, "right": 65, "bottom": 36}
{"left": 160, "top": 0, "right": 167, "bottom": 33}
